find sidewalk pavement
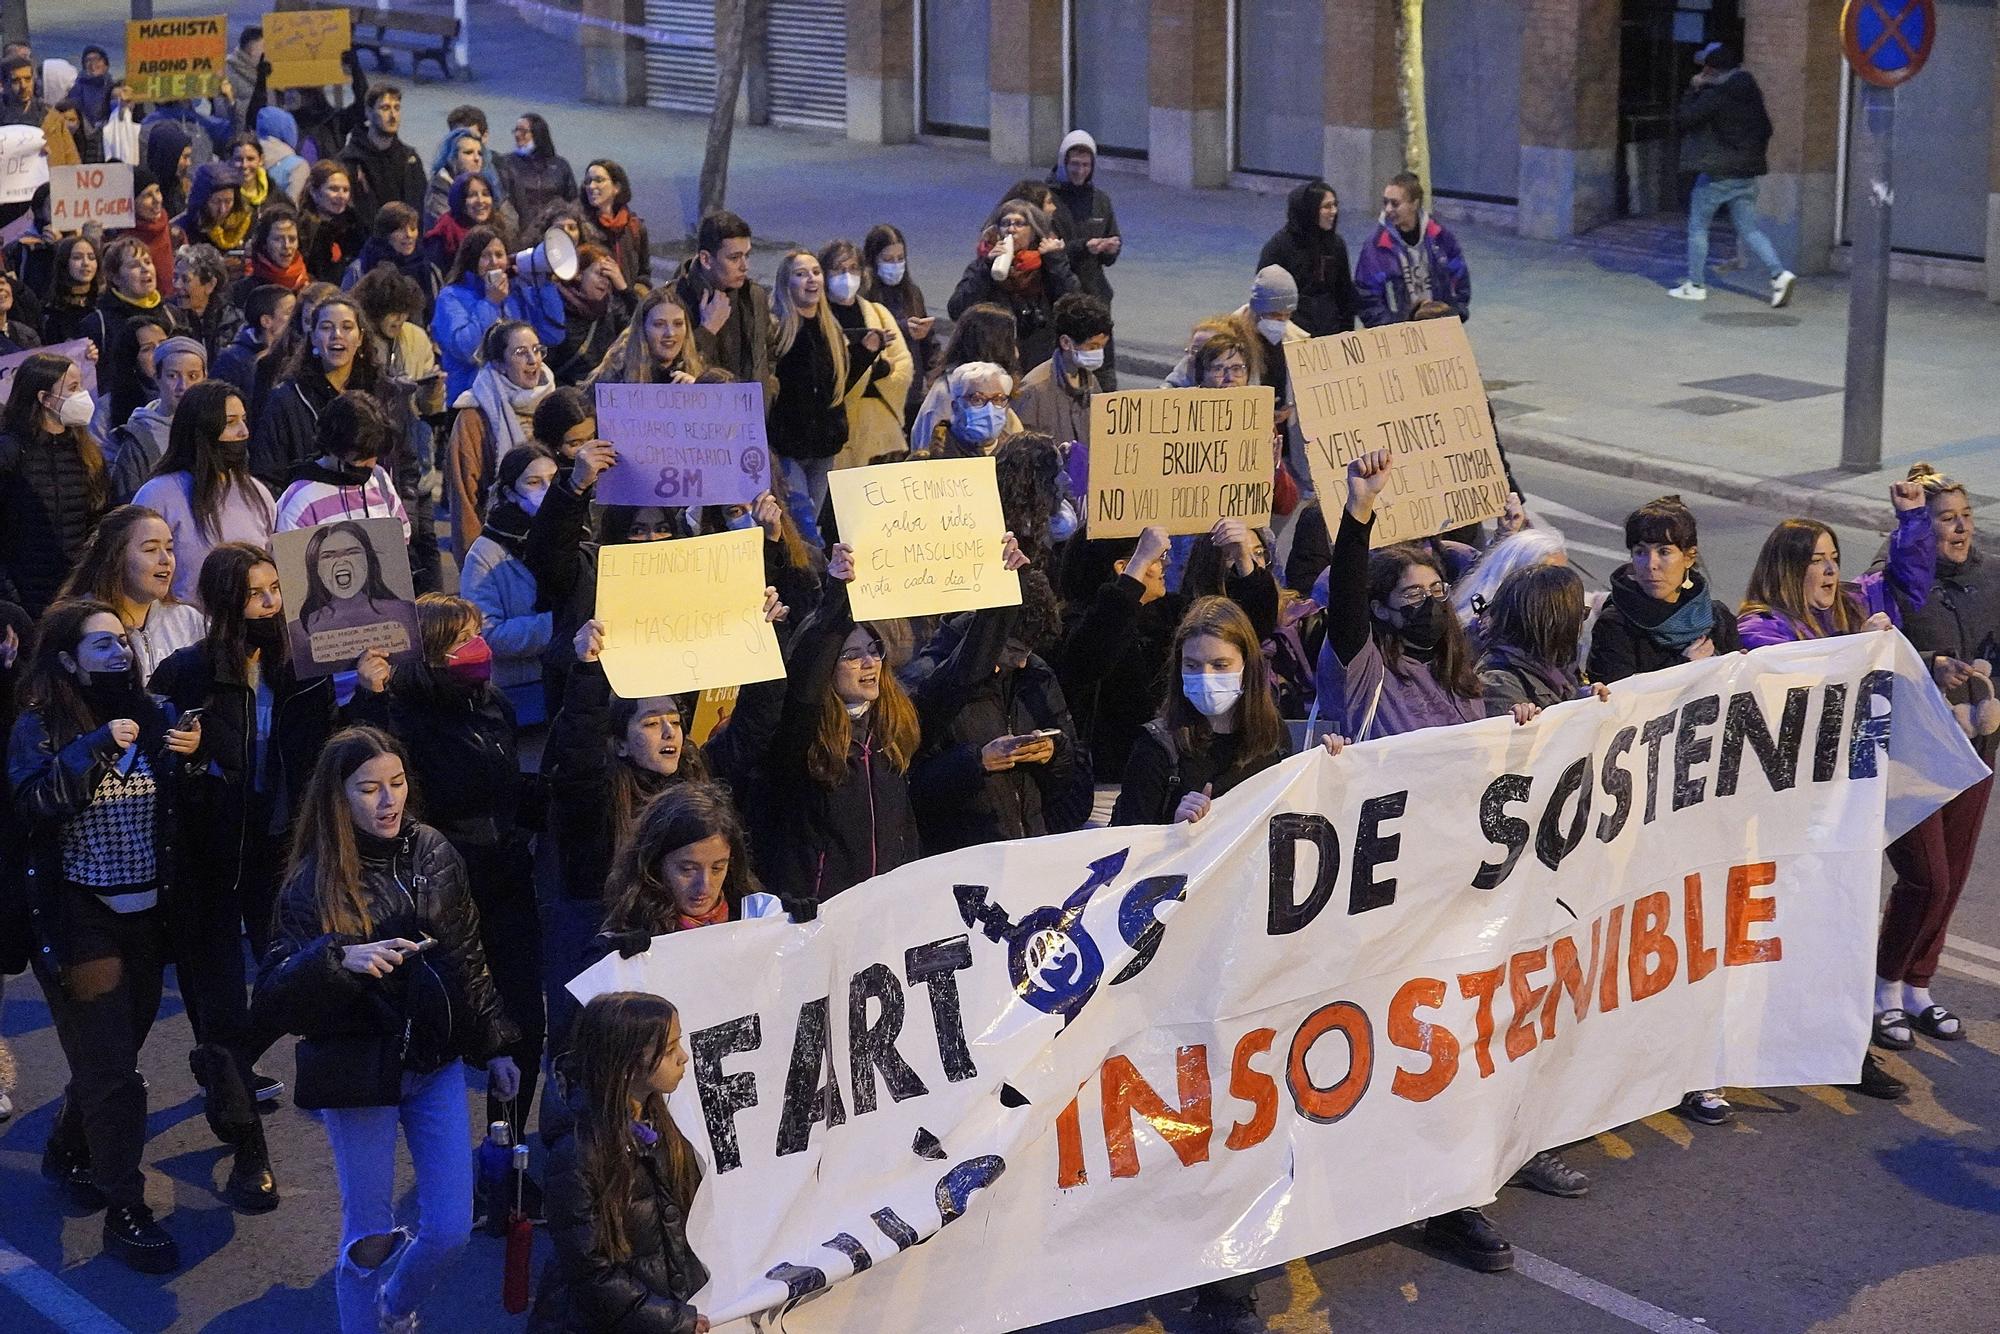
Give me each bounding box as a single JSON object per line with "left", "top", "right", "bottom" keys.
{"left": 44, "top": 0, "right": 2000, "bottom": 533}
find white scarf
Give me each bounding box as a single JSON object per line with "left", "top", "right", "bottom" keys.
{"left": 460, "top": 361, "right": 554, "bottom": 456}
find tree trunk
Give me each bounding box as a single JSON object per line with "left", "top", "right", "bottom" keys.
{"left": 698, "top": 0, "right": 750, "bottom": 223}
{"left": 1396, "top": 0, "right": 1430, "bottom": 202}
{"left": 0, "top": 0, "right": 29, "bottom": 47}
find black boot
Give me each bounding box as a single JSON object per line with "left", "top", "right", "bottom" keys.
{"left": 190, "top": 1044, "right": 256, "bottom": 1147}
{"left": 222, "top": 1115, "right": 280, "bottom": 1213}
{"left": 41, "top": 1109, "right": 106, "bottom": 1211}
{"left": 103, "top": 1202, "right": 180, "bottom": 1273}
{"left": 1851, "top": 1052, "right": 1908, "bottom": 1101}
{"left": 1422, "top": 1207, "right": 1515, "bottom": 1272}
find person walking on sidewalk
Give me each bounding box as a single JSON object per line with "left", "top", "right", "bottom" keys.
{"left": 1354, "top": 173, "right": 1470, "bottom": 327}
{"left": 1669, "top": 42, "right": 1796, "bottom": 308}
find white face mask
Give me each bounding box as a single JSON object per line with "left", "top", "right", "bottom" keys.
{"left": 1070, "top": 346, "right": 1105, "bottom": 371}
{"left": 1256, "top": 318, "right": 1288, "bottom": 345}
{"left": 1182, "top": 671, "right": 1244, "bottom": 718}
{"left": 875, "top": 260, "right": 905, "bottom": 286}
{"left": 55, "top": 389, "right": 94, "bottom": 427}
{"left": 826, "top": 272, "right": 861, "bottom": 303}
{"left": 844, "top": 700, "right": 871, "bottom": 720}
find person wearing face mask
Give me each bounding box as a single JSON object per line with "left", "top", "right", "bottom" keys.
{"left": 347, "top": 594, "right": 546, "bottom": 1157}
{"left": 108, "top": 335, "right": 208, "bottom": 505}
{"left": 252, "top": 292, "right": 382, "bottom": 491}
{"left": 0, "top": 351, "right": 110, "bottom": 618}
{"left": 861, "top": 223, "right": 936, "bottom": 425}
{"left": 768, "top": 248, "right": 883, "bottom": 543}
{"left": 54, "top": 504, "right": 209, "bottom": 684}
{"left": 274, "top": 391, "right": 411, "bottom": 537}
{"left": 154, "top": 544, "right": 351, "bottom": 1207}
{"left": 907, "top": 303, "right": 1025, "bottom": 456}
{"left": 690, "top": 490, "right": 826, "bottom": 632}
{"left": 1236, "top": 266, "right": 1308, "bottom": 469}
{"left": 8, "top": 598, "right": 204, "bottom": 1270}
{"left": 1012, "top": 293, "right": 1111, "bottom": 450}
{"left": 460, "top": 445, "right": 559, "bottom": 724}
{"left": 494, "top": 113, "right": 579, "bottom": 232}
{"left": 819, "top": 237, "right": 913, "bottom": 472}
{"left": 1355, "top": 171, "right": 1471, "bottom": 327}
{"left": 917, "top": 360, "right": 1014, "bottom": 460}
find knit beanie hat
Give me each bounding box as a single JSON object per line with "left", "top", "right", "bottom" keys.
{"left": 1250, "top": 265, "right": 1299, "bottom": 315}
{"left": 152, "top": 335, "right": 209, "bottom": 374}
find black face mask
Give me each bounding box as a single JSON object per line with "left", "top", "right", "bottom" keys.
{"left": 215, "top": 434, "right": 250, "bottom": 469}
{"left": 244, "top": 614, "right": 287, "bottom": 654}
{"left": 1386, "top": 595, "right": 1449, "bottom": 651}
{"left": 77, "top": 669, "right": 145, "bottom": 723}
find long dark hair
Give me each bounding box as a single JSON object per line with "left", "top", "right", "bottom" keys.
{"left": 566, "top": 992, "right": 702, "bottom": 1261}
{"left": 46, "top": 234, "right": 100, "bottom": 309}
{"left": 860, "top": 223, "right": 921, "bottom": 304}
{"left": 1159, "top": 596, "right": 1284, "bottom": 765}
{"left": 3, "top": 351, "right": 106, "bottom": 508}
{"left": 153, "top": 380, "right": 270, "bottom": 542}
{"left": 299, "top": 520, "right": 399, "bottom": 624}
{"left": 197, "top": 542, "right": 280, "bottom": 682}
{"left": 606, "top": 693, "right": 710, "bottom": 839}
{"left": 445, "top": 224, "right": 505, "bottom": 286}
{"left": 600, "top": 781, "right": 757, "bottom": 936}
{"left": 518, "top": 111, "right": 555, "bottom": 159}
{"left": 284, "top": 726, "right": 408, "bottom": 937}
{"left": 1484, "top": 563, "right": 1587, "bottom": 670}
{"left": 20, "top": 597, "right": 132, "bottom": 738}
{"left": 993, "top": 432, "right": 1061, "bottom": 567}
{"left": 1368, "top": 544, "right": 1482, "bottom": 698}
{"left": 280, "top": 293, "right": 381, "bottom": 391}
{"left": 56, "top": 504, "right": 176, "bottom": 613}
{"left": 937, "top": 302, "right": 1020, "bottom": 381}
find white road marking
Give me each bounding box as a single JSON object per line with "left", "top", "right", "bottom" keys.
{"left": 1513, "top": 1247, "right": 1720, "bottom": 1333}
{"left": 0, "top": 1239, "right": 134, "bottom": 1334}
{"left": 1946, "top": 935, "right": 2000, "bottom": 965}
{"left": 1566, "top": 539, "right": 1635, "bottom": 565}
{"left": 1939, "top": 952, "right": 2000, "bottom": 988}
{"left": 1526, "top": 496, "right": 1625, "bottom": 533}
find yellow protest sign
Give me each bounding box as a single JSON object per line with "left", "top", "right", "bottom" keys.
{"left": 125, "top": 16, "right": 228, "bottom": 102}
{"left": 594, "top": 528, "right": 782, "bottom": 698}
{"left": 1085, "top": 386, "right": 1275, "bottom": 539}
{"left": 264, "top": 10, "right": 351, "bottom": 90}
{"left": 689, "top": 686, "right": 740, "bottom": 746}
{"left": 829, "top": 456, "right": 1021, "bottom": 621}
{"left": 1285, "top": 319, "right": 1508, "bottom": 547}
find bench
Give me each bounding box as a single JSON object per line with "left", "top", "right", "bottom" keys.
{"left": 353, "top": 10, "right": 460, "bottom": 81}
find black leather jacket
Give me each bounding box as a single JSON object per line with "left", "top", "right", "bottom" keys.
{"left": 254, "top": 822, "right": 519, "bottom": 1094}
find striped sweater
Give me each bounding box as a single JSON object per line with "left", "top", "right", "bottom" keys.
{"left": 275, "top": 458, "right": 412, "bottom": 537}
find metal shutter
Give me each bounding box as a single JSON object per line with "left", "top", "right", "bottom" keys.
{"left": 643, "top": 0, "right": 717, "bottom": 114}
{"left": 766, "top": 0, "right": 847, "bottom": 131}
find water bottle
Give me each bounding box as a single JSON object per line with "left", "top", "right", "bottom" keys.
{"left": 477, "top": 1120, "right": 512, "bottom": 1236}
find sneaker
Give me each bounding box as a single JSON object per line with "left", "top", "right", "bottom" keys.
{"left": 0, "top": 1090, "right": 11, "bottom": 1121}
{"left": 376, "top": 1281, "right": 421, "bottom": 1333}
{"left": 1679, "top": 1088, "right": 1734, "bottom": 1125}
{"left": 1771, "top": 270, "right": 1797, "bottom": 308}
{"left": 1668, "top": 281, "right": 1708, "bottom": 301}
{"left": 1421, "top": 1207, "right": 1514, "bottom": 1273}
{"left": 1509, "top": 1148, "right": 1591, "bottom": 1198}
{"left": 1851, "top": 1052, "right": 1907, "bottom": 1101}
{"left": 253, "top": 1072, "right": 285, "bottom": 1104}
{"left": 103, "top": 1203, "right": 180, "bottom": 1274}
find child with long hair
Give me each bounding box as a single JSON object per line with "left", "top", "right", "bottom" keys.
{"left": 254, "top": 726, "right": 520, "bottom": 1334}
{"left": 535, "top": 992, "right": 710, "bottom": 1332}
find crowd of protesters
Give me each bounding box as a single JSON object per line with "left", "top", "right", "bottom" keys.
{"left": 0, "top": 24, "right": 1990, "bottom": 1334}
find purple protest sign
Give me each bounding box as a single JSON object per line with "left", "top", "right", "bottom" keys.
{"left": 0, "top": 338, "right": 99, "bottom": 402}
{"left": 593, "top": 380, "right": 771, "bottom": 509}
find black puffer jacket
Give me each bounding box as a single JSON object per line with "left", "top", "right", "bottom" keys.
{"left": 1676, "top": 68, "right": 1773, "bottom": 179}
{"left": 349, "top": 664, "right": 524, "bottom": 849}
{"left": 530, "top": 1085, "right": 707, "bottom": 1334}
{"left": 946, "top": 247, "right": 1080, "bottom": 375}
{"left": 1257, "top": 181, "right": 1360, "bottom": 336}
{"left": 0, "top": 427, "right": 106, "bottom": 617}
{"left": 254, "top": 822, "right": 519, "bottom": 1100}
{"left": 249, "top": 365, "right": 344, "bottom": 492}
{"left": 1586, "top": 566, "right": 1743, "bottom": 683}
{"left": 7, "top": 691, "right": 197, "bottom": 971}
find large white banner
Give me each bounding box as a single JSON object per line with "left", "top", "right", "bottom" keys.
{"left": 571, "top": 635, "right": 1987, "bottom": 1333}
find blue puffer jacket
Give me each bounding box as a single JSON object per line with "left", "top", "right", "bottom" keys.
{"left": 1354, "top": 215, "right": 1471, "bottom": 327}
{"left": 432, "top": 272, "right": 532, "bottom": 401}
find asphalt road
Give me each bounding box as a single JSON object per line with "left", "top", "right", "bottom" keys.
{"left": 2, "top": 457, "right": 1995, "bottom": 1334}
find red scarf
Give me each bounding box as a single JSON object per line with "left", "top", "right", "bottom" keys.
{"left": 977, "top": 238, "right": 1043, "bottom": 293}
{"left": 676, "top": 896, "right": 731, "bottom": 932}
{"left": 129, "top": 210, "right": 179, "bottom": 298}
{"left": 252, "top": 249, "right": 308, "bottom": 292}
{"left": 596, "top": 207, "right": 631, "bottom": 239}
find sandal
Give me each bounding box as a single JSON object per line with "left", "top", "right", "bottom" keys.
{"left": 1873, "top": 1007, "right": 1915, "bottom": 1050}
{"left": 1911, "top": 1004, "right": 1965, "bottom": 1041}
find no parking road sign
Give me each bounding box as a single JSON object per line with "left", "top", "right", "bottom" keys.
{"left": 1841, "top": 0, "right": 1934, "bottom": 87}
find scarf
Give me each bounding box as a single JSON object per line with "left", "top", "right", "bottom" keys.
{"left": 252, "top": 248, "right": 308, "bottom": 291}
{"left": 425, "top": 211, "right": 469, "bottom": 263}
{"left": 595, "top": 206, "right": 632, "bottom": 239}
{"left": 463, "top": 362, "right": 552, "bottom": 457}
{"left": 239, "top": 168, "right": 269, "bottom": 211}
{"left": 1481, "top": 643, "right": 1578, "bottom": 704}
{"left": 1613, "top": 567, "right": 1717, "bottom": 653}
{"left": 677, "top": 895, "right": 730, "bottom": 932}
{"left": 112, "top": 286, "right": 163, "bottom": 311}
{"left": 558, "top": 277, "right": 608, "bottom": 323}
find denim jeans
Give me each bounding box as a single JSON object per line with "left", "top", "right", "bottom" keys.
{"left": 777, "top": 454, "right": 832, "bottom": 547}
{"left": 321, "top": 1063, "right": 475, "bottom": 1334}
{"left": 1686, "top": 174, "right": 1785, "bottom": 284}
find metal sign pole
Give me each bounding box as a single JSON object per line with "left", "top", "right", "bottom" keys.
{"left": 1840, "top": 81, "right": 1893, "bottom": 473}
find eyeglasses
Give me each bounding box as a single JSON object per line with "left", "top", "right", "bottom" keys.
{"left": 1396, "top": 581, "right": 1447, "bottom": 607}
{"left": 510, "top": 345, "right": 547, "bottom": 361}
{"left": 837, "top": 643, "right": 886, "bottom": 664}
{"left": 959, "top": 391, "right": 1010, "bottom": 408}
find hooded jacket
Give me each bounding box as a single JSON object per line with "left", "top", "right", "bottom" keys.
{"left": 1258, "top": 181, "right": 1361, "bottom": 336}
{"left": 256, "top": 106, "right": 309, "bottom": 203}
{"left": 1047, "top": 128, "right": 1120, "bottom": 304}
{"left": 1676, "top": 66, "right": 1773, "bottom": 179}
{"left": 338, "top": 125, "right": 427, "bottom": 218}
{"left": 141, "top": 119, "right": 192, "bottom": 217}
{"left": 460, "top": 502, "right": 553, "bottom": 710}
{"left": 1354, "top": 214, "right": 1471, "bottom": 327}
{"left": 106, "top": 398, "right": 174, "bottom": 504}
{"left": 274, "top": 454, "right": 411, "bottom": 537}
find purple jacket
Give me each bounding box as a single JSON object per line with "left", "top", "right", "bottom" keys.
{"left": 1737, "top": 507, "right": 1934, "bottom": 648}
{"left": 1354, "top": 216, "right": 1472, "bottom": 327}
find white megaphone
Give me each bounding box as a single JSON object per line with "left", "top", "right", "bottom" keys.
{"left": 513, "top": 226, "right": 578, "bottom": 282}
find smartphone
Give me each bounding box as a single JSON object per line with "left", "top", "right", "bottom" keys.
{"left": 175, "top": 707, "right": 205, "bottom": 729}
{"left": 409, "top": 936, "right": 440, "bottom": 953}
{"left": 1025, "top": 728, "right": 1062, "bottom": 740}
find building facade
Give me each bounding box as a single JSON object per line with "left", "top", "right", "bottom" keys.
{"left": 581, "top": 0, "right": 2000, "bottom": 298}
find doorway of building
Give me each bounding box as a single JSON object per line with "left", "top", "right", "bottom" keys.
{"left": 1618, "top": 0, "right": 1743, "bottom": 216}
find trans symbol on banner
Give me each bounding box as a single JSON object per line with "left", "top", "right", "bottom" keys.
{"left": 954, "top": 849, "right": 1188, "bottom": 1025}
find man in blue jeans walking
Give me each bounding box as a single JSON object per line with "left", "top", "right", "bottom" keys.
{"left": 1670, "top": 42, "right": 1797, "bottom": 309}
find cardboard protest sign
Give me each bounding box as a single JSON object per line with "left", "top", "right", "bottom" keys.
{"left": 1085, "top": 386, "right": 1275, "bottom": 539}
{"left": 0, "top": 125, "right": 47, "bottom": 205}
{"left": 594, "top": 527, "right": 782, "bottom": 698}
{"left": 593, "top": 380, "right": 771, "bottom": 509}
{"left": 264, "top": 9, "right": 352, "bottom": 90}
{"left": 1286, "top": 319, "right": 1509, "bottom": 547}
{"left": 572, "top": 633, "right": 1987, "bottom": 1333}
{"left": 0, "top": 339, "right": 99, "bottom": 402}
{"left": 269, "top": 517, "right": 421, "bottom": 678}
{"left": 125, "top": 16, "right": 228, "bottom": 102}
{"left": 689, "top": 686, "right": 741, "bottom": 746}
{"left": 49, "top": 162, "right": 134, "bottom": 231}
{"left": 829, "top": 456, "right": 1021, "bottom": 621}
